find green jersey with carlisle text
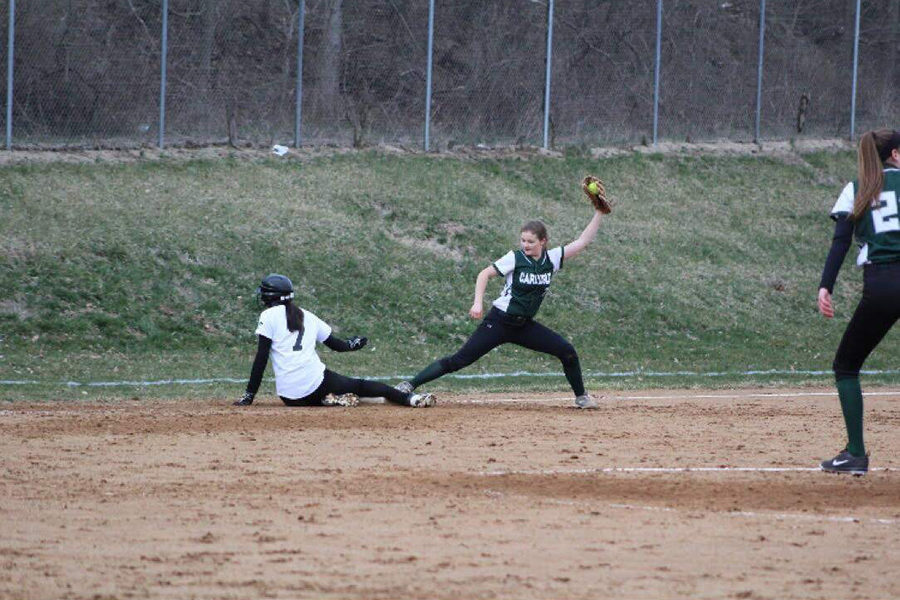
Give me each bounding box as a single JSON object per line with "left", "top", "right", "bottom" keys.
{"left": 492, "top": 247, "right": 564, "bottom": 318}
{"left": 831, "top": 168, "right": 900, "bottom": 265}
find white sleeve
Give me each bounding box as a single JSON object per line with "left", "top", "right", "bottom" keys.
{"left": 548, "top": 246, "right": 564, "bottom": 272}
{"left": 304, "top": 310, "right": 333, "bottom": 343}
{"left": 493, "top": 251, "right": 516, "bottom": 276}
{"left": 831, "top": 182, "right": 855, "bottom": 219}
{"left": 254, "top": 311, "right": 274, "bottom": 339}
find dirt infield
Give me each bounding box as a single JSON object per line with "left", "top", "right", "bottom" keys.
{"left": 2, "top": 388, "right": 899, "bottom": 600}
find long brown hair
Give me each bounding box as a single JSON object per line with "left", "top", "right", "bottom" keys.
{"left": 285, "top": 300, "right": 303, "bottom": 333}
{"left": 853, "top": 129, "right": 900, "bottom": 220}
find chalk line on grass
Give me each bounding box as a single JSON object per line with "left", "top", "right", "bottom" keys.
{"left": 4, "top": 368, "right": 900, "bottom": 387}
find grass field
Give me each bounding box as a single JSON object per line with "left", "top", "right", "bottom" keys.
{"left": 2, "top": 147, "right": 899, "bottom": 401}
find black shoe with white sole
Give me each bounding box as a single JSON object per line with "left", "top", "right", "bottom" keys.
{"left": 820, "top": 450, "right": 868, "bottom": 475}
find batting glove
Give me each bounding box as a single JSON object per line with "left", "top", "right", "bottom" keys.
{"left": 348, "top": 336, "right": 368, "bottom": 351}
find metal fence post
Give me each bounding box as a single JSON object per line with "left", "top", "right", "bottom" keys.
{"left": 754, "top": 0, "right": 765, "bottom": 144}
{"left": 850, "top": 0, "right": 861, "bottom": 140}
{"left": 294, "top": 0, "right": 305, "bottom": 147}
{"left": 653, "top": 0, "right": 662, "bottom": 146}
{"left": 158, "top": 0, "right": 168, "bottom": 148}
{"left": 424, "top": 0, "right": 435, "bottom": 151}
{"left": 5, "top": 0, "right": 13, "bottom": 150}
{"left": 542, "top": 0, "right": 554, "bottom": 150}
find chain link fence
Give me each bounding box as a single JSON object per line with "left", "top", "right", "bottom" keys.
{"left": 762, "top": 1, "right": 852, "bottom": 139}
{"left": 552, "top": 2, "right": 657, "bottom": 146}
{"left": 2, "top": 0, "right": 899, "bottom": 150}
{"left": 4, "top": 0, "right": 164, "bottom": 147}
{"left": 429, "top": 2, "right": 546, "bottom": 148}
{"left": 855, "top": 0, "right": 900, "bottom": 134}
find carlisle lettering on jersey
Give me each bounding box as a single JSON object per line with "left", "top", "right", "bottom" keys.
{"left": 492, "top": 247, "right": 565, "bottom": 318}
{"left": 519, "top": 272, "right": 553, "bottom": 285}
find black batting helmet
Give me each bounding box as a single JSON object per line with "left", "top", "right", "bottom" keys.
{"left": 257, "top": 273, "right": 295, "bottom": 306}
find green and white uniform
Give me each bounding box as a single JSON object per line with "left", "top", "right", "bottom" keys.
{"left": 821, "top": 166, "right": 900, "bottom": 464}
{"left": 492, "top": 247, "right": 564, "bottom": 318}
{"left": 831, "top": 168, "right": 900, "bottom": 264}
{"left": 408, "top": 245, "right": 585, "bottom": 398}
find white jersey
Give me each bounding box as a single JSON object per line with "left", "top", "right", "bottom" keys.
{"left": 255, "top": 305, "right": 332, "bottom": 399}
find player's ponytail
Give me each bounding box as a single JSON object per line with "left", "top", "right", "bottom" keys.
{"left": 853, "top": 129, "right": 900, "bottom": 220}
{"left": 285, "top": 300, "right": 304, "bottom": 333}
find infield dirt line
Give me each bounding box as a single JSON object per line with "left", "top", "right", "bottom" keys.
{"left": 520, "top": 495, "right": 900, "bottom": 526}
{"left": 477, "top": 466, "right": 891, "bottom": 475}
{"left": 450, "top": 389, "right": 900, "bottom": 404}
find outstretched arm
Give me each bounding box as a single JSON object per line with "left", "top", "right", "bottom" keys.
{"left": 469, "top": 266, "right": 499, "bottom": 319}
{"left": 563, "top": 209, "right": 603, "bottom": 260}
{"left": 323, "top": 334, "right": 368, "bottom": 352}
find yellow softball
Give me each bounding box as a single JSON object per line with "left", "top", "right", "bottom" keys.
{"left": 587, "top": 181, "right": 600, "bottom": 195}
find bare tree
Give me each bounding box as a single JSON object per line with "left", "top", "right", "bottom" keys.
{"left": 319, "top": 0, "right": 343, "bottom": 120}
{"left": 198, "top": 0, "right": 219, "bottom": 95}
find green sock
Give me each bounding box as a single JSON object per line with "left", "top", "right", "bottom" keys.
{"left": 836, "top": 377, "right": 865, "bottom": 457}
{"left": 410, "top": 359, "right": 447, "bottom": 389}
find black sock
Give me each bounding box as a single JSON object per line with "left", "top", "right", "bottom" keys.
{"left": 356, "top": 380, "right": 410, "bottom": 406}
{"left": 562, "top": 355, "right": 585, "bottom": 397}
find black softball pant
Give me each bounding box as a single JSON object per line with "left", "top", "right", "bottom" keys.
{"left": 281, "top": 369, "right": 410, "bottom": 406}
{"left": 833, "top": 262, "right": 900, "bottom": 380}
{"left": 418, "top": 307, "right": 585, "bottom": 396}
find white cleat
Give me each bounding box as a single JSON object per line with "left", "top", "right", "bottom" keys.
{"left": 395, "top": 381, "right": 414, "bottom": 394}
{"left": 322, "top": 393, "right": 359, "bottom": 407}
{"left": 408, "top": 392, "right": 435, "bottom": 408}
{"left": 574, "top": 394, "right": 598, "bottom": 409}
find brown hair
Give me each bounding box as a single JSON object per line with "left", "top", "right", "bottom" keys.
{"left": 285, "top": 300, "right": 304, "bottom": 333}
{"left": 521, "top": 220, "right": 549, "bottom": 249}
{"left": 853, "top": 129, "right": 900, "bottom": 220}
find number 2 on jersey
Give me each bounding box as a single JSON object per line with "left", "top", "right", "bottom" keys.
{"left": 873, "top": 191, "right": 900, "bottom": 233}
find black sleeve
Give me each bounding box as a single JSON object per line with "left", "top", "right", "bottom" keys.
{"left": 323, "top": 334, "right": 352, "bottom": 352}
{"left": 245, "top": 335, "right": 272, "bottom": 396}
{"left": 323, "top": 334, "right": 368, "bottom": 352}
{"left": 818, "top": 215, "right": 853, "bottom": 294}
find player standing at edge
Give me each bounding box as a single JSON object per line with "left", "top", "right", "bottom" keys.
{"left": 817, "top": 129, "right": 900, "bottom": 475}
{"left": 397, "top": 178, "right": 611, "bottom": 409}
{"left": 235, "top": 274, "right": 435, "bottom": 408}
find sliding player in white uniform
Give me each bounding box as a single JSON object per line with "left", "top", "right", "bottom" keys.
{"left": 234, "top": 274, "right": 434, "bottom": 407}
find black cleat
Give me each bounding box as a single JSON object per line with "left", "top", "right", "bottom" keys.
{"left": 820, "top": 450, "right": 868, "bottom": 475}
{"left": 233, "top": 392, "right": 254, "bottom": 406}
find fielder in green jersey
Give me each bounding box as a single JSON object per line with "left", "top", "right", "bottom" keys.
{"left": 818, "top": 128, "right": 900, "bottom": 475}
{"left": 397, "top": 205, "right": 606, "bottom": 409}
